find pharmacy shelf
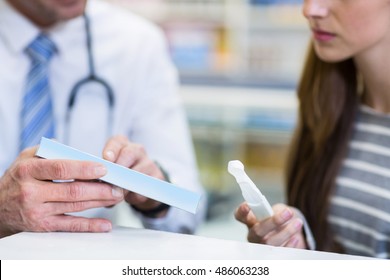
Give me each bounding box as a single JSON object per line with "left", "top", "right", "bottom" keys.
{"left": 180, "top": 84, "right": 297, "bottom": 136}
{"left": 105, "top": 0, "right": 310, "bottom": 85}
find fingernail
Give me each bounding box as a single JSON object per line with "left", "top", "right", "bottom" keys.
{"left": 112, "top": 187, "right": 123, "bottom": 198}
{"left": 100, "top": 223, "right": 112, "bottom": 232}
{"left": 94, "top": 165, "right": 107, "bottom": 177}
{"left": 294, "top": 219, "right": 303, "bottom": 229}
{"left": 105, "top": 150, "right": 115, "bottom": 161}
{"left": 242, "top": 204, "right": 250, "bottom": 213}
{"left": 281, "top": 209, "right": 293, "bottom": 221}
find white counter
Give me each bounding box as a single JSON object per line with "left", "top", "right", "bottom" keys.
{"left": 0, "top": 226, "right": 370, "bottom": 260}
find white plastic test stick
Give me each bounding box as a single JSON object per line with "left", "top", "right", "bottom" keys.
{"left": 228, "top": 160, "right": 273, "bottom": 220}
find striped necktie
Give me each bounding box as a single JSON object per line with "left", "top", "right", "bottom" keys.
{"left": 20, "top": 34, "right": 56, "bottom": 151}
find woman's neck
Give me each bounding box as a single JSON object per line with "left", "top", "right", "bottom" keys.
{"left": 355, "top": 48, "right": 390, "bottom": 113}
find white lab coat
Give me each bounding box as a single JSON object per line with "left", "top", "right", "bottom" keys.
{"left": 0, "top": 0, "right": 206, "bottom": 234}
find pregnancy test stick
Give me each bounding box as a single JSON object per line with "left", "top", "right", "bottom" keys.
{"left": 228, "top": 160, "right": 273, "bottom": 220}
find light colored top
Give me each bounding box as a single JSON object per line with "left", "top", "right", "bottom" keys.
{"left": 330, "top": 105, "right": 390, "bottom": 258}
{"left": 0, "top": 0, "right": 206, "bottom": 233}
{"left": 0, "top": 226, "right": 370, "bottom": 260}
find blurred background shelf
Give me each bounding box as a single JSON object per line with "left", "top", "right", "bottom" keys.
{"left": 106, "top": 0, "right": 309, "bottom": 86}
{"left": 103, "top": 0, "right": 308, "bottom": 242}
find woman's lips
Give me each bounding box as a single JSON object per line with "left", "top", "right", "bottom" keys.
{"left": 312, "top": 29, "right": 336, "bottom": 42}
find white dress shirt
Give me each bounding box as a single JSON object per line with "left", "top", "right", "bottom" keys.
{"left": 0, "top": 0, "right": 206, "bottom": 234}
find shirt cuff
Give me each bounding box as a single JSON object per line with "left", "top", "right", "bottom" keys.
{"left": 131, "top": 192, "right": 207, "bottom": 234}
{"left": 135, "top": 206, "right": 198, "bottom": 234}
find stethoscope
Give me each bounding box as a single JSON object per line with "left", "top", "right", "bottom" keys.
{"left": 64, "top": 13, "right": 115, "bottom": 144}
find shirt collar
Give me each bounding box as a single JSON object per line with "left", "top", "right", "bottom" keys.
{"left": 0, "top": 0, "right": 42, "bottom": 54}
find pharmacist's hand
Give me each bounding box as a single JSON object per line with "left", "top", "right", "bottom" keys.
{"left": 103, "top": 135, "right": 168, "bottom": 217}
{"left": 235, "top": 203, "right": 307, "bottom": 249}
{"left": 0, "top": 147, "right": 124, "bottom": 238}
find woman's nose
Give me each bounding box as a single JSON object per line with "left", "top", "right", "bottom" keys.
{"left": 302, "top": 0, "right": 329, "bottom": 19}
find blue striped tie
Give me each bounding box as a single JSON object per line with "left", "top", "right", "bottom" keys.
{"left": 20, "top": 34, "right": 56, "bottom": 151}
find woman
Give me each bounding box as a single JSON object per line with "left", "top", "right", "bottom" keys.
{"left": 235, "top": 0, "right": 390, "bottom": 258}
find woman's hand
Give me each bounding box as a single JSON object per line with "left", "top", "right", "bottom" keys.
{"left": 235, "top": 203, "right": 307, "bottom": 249}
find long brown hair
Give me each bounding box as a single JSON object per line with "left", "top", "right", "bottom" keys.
{"left": 286, "top": 42, "right": 359, "bottom": 251}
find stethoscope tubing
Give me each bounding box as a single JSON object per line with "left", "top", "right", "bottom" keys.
{"left": 64, "top": 13, "right": 115, "bottom": 144}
